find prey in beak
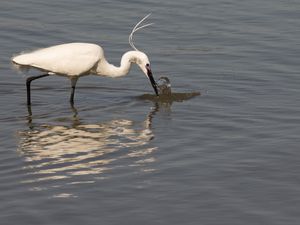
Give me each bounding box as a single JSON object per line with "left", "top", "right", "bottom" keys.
{"left": 146, "top": 64, "right": 159, "bottom": 96}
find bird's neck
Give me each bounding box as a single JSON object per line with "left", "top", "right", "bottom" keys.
{"left": 95, "top": 51, "right": 138, "bottom": 78}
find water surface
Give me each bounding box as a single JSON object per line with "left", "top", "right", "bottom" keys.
{"left": 1, "top": 0, "right": 300, "bottom": 224}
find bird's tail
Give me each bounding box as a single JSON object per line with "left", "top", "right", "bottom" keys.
{"left": 11, "top": 53, "right": 32, "bottom": 72}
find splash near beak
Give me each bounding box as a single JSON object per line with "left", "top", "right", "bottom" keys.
{"left": 146, "top": 65, "right": 159, "bottom": 96}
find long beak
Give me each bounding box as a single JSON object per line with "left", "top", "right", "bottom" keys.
{"left": 146, "top": 66, "right": 159, "bottom": 96}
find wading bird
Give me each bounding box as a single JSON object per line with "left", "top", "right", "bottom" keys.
{"left": 12, "top": 14, "right": 158, "bottom": 106}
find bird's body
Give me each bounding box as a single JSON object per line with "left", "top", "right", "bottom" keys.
{"left": 13, "top": 43, "right": 103, "bottom": 77}
{"left": 13, "top": 42, "right": 144, "bottom": 78}
{"left": 11, "top": 14, "right": 158, "bottom": 106}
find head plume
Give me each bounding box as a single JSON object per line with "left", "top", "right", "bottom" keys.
{"left": 129, "top": 13, "right": 153, "bottom": 51}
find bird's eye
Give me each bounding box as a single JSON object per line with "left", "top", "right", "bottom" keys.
{"left": 146, "top": 63, "right": 150, "bottom": 67}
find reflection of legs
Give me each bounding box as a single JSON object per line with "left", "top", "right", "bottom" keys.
{"left": 70, "top": 78, "right": 78, "bottom": 105}
{"left": 26, "top": 74, "right": 49, "bottom": 105}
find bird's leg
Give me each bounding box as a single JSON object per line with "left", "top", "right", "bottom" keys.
{"left": 70, "top": 78, "right": 78, "bottom": 105}
{"left": 26, "top": 74, "right": 49, "bottom": 105}
{"left": 26, "top": 104, "right": 33, "bottom": 126}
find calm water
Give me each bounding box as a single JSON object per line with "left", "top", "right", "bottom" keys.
{"left": 1, "top": 0, "right": 300, "bottom": 224}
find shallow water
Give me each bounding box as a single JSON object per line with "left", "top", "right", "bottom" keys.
{"left": 1, "top": 0, "right": 300, "bottom": 224}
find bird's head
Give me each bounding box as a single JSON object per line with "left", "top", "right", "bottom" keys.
{"left": 127, "top": 14, "right": 159, "bottom": 96}
{"left": 128, "top": 51, "right": 158, "bottom": 96}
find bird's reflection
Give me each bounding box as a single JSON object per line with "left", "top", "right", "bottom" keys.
{"left": 19, "top": 104, "right": 162, "bottom": 188}
{"left": 19, "top": 92, "right": 199, "bottom": 193}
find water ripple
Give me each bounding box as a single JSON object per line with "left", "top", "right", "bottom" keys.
{"left": 17, "top": 117, "right": 156, "bottom": 187}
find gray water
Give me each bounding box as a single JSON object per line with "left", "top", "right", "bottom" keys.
{"left": 1, "top": 0, "right": 300, "bottom": 224}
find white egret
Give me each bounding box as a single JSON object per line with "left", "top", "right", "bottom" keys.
{"left": 12, "top": 14, "right": 158, "bottom": 105}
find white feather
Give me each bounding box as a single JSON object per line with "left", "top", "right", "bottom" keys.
{"left": 12, "top": 43, "right": 103, "bottom": 76}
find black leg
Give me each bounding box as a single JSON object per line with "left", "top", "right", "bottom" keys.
{"left": 26, "top": 74, "right": 49, "bottom": 105}
{"left": 70, "top": 78, "right": 78, "bottom": 105}
{"left": 70, "top": 86, "right": 75, "bottom": 105}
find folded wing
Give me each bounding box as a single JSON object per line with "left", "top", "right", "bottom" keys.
{"left": 12, "top": 43, "right": 103, "bottom": 76}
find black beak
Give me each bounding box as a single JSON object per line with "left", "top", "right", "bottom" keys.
{"left": 146, "top": 65, "right": 159, "bottom": 96}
